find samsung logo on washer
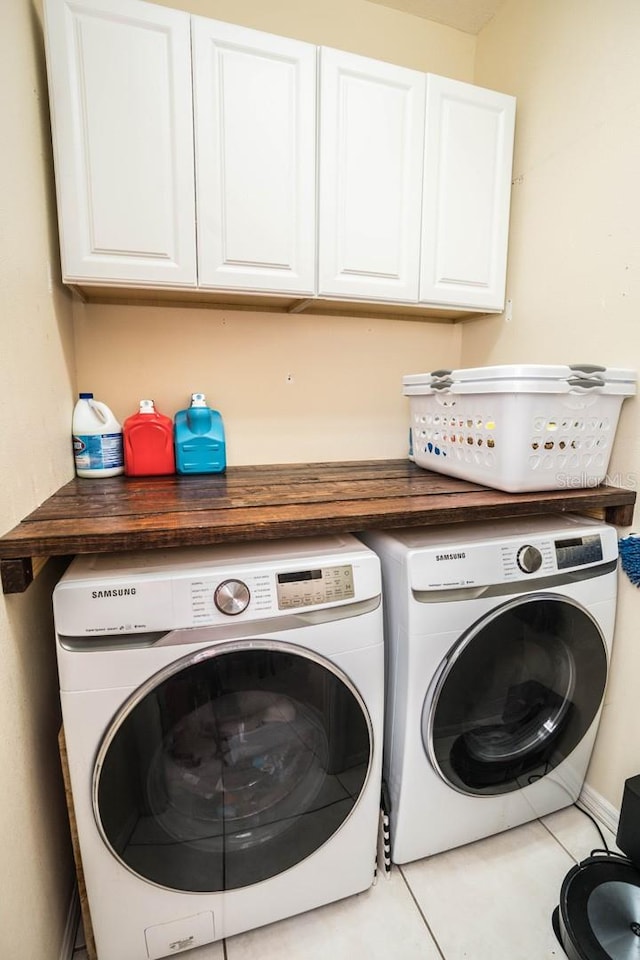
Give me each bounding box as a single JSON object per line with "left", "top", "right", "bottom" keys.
{"left": 435, "top": 552, "right": 466, "bottom": 561}
{"left": 91, "top": 587, "right": 137, "bottom": 599}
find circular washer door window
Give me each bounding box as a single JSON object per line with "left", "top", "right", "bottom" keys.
{"left": 422, "top": 595, "right": 608, "bottom": 796}
{"left": 94, "top": 642, "right": 372, "bottom": 892}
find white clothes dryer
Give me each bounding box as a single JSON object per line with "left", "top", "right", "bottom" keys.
{"left": 360, "top": 515, "right": 618, "bottom": 866}
{"left": 53, "top": 535, "right": 384, "bottom": 960}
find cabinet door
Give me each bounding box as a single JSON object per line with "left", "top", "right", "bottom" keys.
{"left": 193, "top": 19, "right": 316, "bottom": 294}
{"left": 44, "top": 0, "right": 197, "bottom": 287}
{"left": 420, "top": 76, "right": 516, "bottom": 310}
{"left": 318, "top": 48, "right": 426, "bottom": 302}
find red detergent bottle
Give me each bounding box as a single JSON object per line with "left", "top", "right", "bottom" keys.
{"left": 123, "top": 399, "right": 175, "bottom": 476}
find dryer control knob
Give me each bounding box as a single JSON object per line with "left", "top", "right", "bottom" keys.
{"left": 214, "top": 579, "right": 251, "bottom": 615}
{"left": 517, "top": 545, "right": 543, "bottom": 574}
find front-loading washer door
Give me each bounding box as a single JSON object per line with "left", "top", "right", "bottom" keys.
{"left": 423, "top": 594, "right": 608, "bottom": 796}
{"left": 93, "top": 640, "right": 372, "bottom": 892}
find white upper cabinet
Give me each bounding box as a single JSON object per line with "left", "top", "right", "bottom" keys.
{"left": 192, "top": 19, "right": 317, "bottom": 294}
{"left": 43, "top": 0, "right": 516, "bottom": 313}
{"left": 419, "top": 75, "right": 516, "bottom": 310}
{"left": 318, "top": 48, "right": 426, "bottom": 302}
{"left": 44, "top": 0, "right": 197, "bottom": 286}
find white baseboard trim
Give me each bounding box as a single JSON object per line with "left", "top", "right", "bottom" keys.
{"left": 59, "top": 883, "right": 80, "bottom": 960}
{"left": 578, "top": 782, "right": 620, "bottom": 837}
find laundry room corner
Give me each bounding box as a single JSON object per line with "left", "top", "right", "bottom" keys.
{"left": 461, "top": 0, "right": 640, "bottom": 818}
{"left": 0, "top": 1, "right": 78, "bottom": 957}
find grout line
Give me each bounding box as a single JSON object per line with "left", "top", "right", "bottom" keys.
{"left": 397, "top": 865, "right": 447, "bottom": 960}
{"left": 538, "top": 815, "right": 580, "bottom": 866}
{"left": 538, "top": 806, "right": 615, "bottom": 865}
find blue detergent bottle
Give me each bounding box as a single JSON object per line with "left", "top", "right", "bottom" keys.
{"left": 174, "top": 393, "right": 226, "bottom": 474}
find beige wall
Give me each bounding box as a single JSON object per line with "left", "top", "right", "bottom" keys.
{"left": 0, "top": 1, "right": 77, "bottom": 957}
{"left": 74, "top": 0, "right": 474, "bottom": 465}
{"left": 150, "top": 0, "right": 476, "bottom": 75}
{"left": 470, "top": 0, "right": 640, "bottom": 809}
{"left": 76, "top": 308, "right": 459, "bottom": 464}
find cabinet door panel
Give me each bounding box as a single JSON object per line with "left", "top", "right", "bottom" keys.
{"left": 420, "top": 76, "right": 516, "bottom": 310}
{"left": 194, "top": 19, "right": 316, "bottom": 294}
{"left": 44, "top": 0, "right": 196, "bottom": 286}
{"left": 318, "top": 48, "right": 425, "bottom": 302}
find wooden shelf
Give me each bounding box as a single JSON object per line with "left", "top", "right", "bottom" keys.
{"left": 0, "top": 459, "right": 635, "bottom": 593}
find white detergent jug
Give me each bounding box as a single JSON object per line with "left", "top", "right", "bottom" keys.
{"left": 72, "top": 392, "right": 124, "bottom": 478}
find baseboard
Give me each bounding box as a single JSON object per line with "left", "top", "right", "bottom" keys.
{"left": 578, "top": 782, "right": 620, "bottom": 837}
{"left": 59, "top": 883, "right": 80, "bottom": 960}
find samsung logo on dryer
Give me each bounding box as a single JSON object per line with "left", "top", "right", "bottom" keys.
{"left": 435, "top": 552, "right": 466, "bottom": 561}
{"left": 91, "top": 587, "right": 137, "bottom": 599}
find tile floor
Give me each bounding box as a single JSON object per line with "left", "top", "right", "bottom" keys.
{"left": 72, "top": 804, "right": 617, "bottom": 960}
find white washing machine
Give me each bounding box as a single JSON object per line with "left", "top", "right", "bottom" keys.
{"left": 53, "top": 535, "right": 384, "bottom": 960}
{"left": 360, "top": 515, "right": 618, "bottom": 865}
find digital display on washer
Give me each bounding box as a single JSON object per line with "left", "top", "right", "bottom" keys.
{"left": 277, "top": 570, "right": 323, "bottom": 583}
{"left": 554, "top": 535, "right": 603, "bottom": 569}
{"left": 276, "top": 565, "right": 354, "bottom": 609}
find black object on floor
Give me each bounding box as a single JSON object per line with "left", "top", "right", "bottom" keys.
{"left": 616, "top": 775, "right": 640, "bottom": 867}
{"left": 553, "top": 854, "right": 640, "bottom": 959}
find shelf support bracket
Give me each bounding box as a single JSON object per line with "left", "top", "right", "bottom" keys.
{"left": 287, "top": 299, "right": 314, "bottom": 315}
{"left": 1, "top": 557, "right": 49, "bottom": 594}
{"left": 602, "top": 502, "right": 635, "bottom": 527}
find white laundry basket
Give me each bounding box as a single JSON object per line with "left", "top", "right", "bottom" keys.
{"left": 404, "top": 364, "right": 636, "bottom": 492}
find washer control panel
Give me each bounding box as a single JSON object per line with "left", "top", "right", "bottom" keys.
{"left": 276, "top": 564, "right": 355, "bottom": 610}
{"left": 52, "top": 540, "right": 380, "bottom": 636}
{"left": 214, "top": 579, "right": 251, "bottom": 616}
{"left": 188, "top": 563, "right": 356, "bottom": 623}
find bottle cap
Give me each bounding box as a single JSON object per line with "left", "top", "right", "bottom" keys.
{"left": 139, "top": 399, "right": 156, "bottom": 414}
{"left": 78, "top": 392, "right": 94, "bottom": 399}
{"left": 190, "top": 393, "right": 207, "bottom": 407}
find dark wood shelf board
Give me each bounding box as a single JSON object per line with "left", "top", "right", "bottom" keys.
{"left": 0, "top": 460, "right": 635, "bottom": 593}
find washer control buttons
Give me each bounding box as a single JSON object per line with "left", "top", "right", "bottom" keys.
{"left": 516, "top": 545, "right": 543, "bottom": 574}
{"left": 214, "top": 579, "right": 251, "bottom": 616}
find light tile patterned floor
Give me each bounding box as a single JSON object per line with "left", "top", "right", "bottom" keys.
{"left": 73, "top": 805, "right": 616, "bottom": 960}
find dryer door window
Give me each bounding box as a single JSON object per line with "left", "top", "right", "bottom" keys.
{"left": 423, "top": 595, "right": 607, "bottom": 796}
{"left": 94, "top": 642, "right": 372, "bottom": 892}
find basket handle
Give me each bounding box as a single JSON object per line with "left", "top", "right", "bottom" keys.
{"left": 430, "top": 378, "right": 454, "bottom": 391}
{"left": 430, "top": 369, "right": 453, "bottom": 379}
{"left": 569, "top": 364, "right": 607, "bottom": 376}
{"left": 567, "top": 376, "right": 606, "bottom": 390}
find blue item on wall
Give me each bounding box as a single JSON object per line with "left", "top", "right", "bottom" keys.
{"left": 174, "top": 393, "right": 226, "bottom": 474}
{"left": 618, "top": 534, "right": 640, "bottom": 586}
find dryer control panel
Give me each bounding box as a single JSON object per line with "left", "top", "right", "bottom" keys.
{"left": 554, "top": 534, "right": 604, "bottom": 570}
{"left": 401, "top": 519, "right": 616, "bottom": 592}
{"left": 502, "top": 533, "right": 604, "bottom": 580}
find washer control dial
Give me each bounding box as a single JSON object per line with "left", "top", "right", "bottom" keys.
{"left": 516, "top": 545, "right": 543, "bottom": 574}
{"left": 214, "top": 579, "right": 250, "bottom": 616}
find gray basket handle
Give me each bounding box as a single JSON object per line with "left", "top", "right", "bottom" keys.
{"left": 430, "top": 378, "right": 454, "bottom": 391}
{"left": 567, "top": 376, "right": 606, "bottom": 389}
{"left": 569, "top": 364, "right": 607, "bottom": 375}
{"left": 430, "top": 369, "right": 453, "bottom": 379}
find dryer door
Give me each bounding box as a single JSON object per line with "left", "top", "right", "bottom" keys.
{"left": 93, "top": 640, "right": 372, "bottom": 891}
{"left": 423, "top": 594, "right": 608, "bottom": 796}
